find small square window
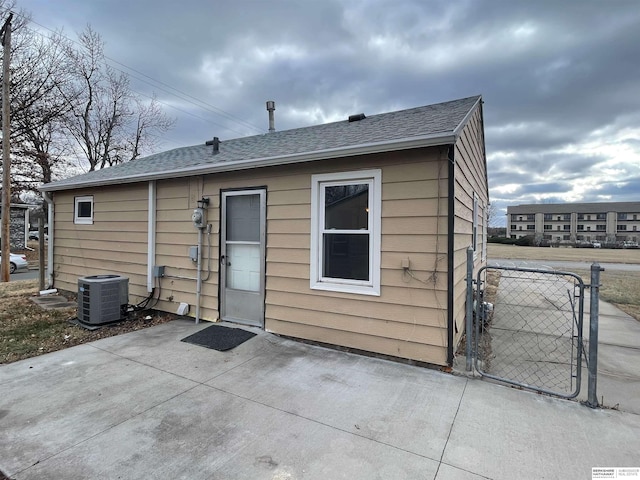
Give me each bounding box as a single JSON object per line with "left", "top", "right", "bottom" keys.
{"left": 74, "top": 196, "right": 94, "bottom": 225}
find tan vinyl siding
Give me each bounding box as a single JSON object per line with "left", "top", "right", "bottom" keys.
{"left": 452, "top": 106, "right": 488, "bottom": 346}
{"left": 151, "top": 148, "right": 449, "bottom": 364}
{"left": 52, "top": 185, "right": 150, "bottom": 302}
{"left": 257, "top": 148, "right": 450, "bottom": 365}
{"left": 50, "top": 144, "right": 461, "bottom": 366}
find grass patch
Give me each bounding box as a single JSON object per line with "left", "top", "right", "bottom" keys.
{"left": 488, "top": 243, "right": 640, "bottom": 264}
{"left": 1, "top": 279, "right": 176, "bottom": 364}
{"left": 569, "top": 269, "right": 640, "bottom": 322}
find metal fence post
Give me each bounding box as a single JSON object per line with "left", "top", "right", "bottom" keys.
{"left": 465, "top": 247, "right": 474, "bottom": 371}
{"left": 587, "top": 263, "right": 603, "bottom": 408}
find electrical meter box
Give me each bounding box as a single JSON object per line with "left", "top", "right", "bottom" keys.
{"left": 192, "top": 207, "right": 206, "bottom": 228}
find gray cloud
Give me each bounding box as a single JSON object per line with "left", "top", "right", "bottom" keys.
{"left": 18, "top": 0, "right": 640, "bottom": 223}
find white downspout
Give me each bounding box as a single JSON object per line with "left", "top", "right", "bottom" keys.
{"left": 195, "top": 226, "right": 203, "bottom": 324}
{"left": 42, "top": 191, "right": 54, "bottom": 289}
{"left": 147, "top": 181, "right": 156, "bottom": 293}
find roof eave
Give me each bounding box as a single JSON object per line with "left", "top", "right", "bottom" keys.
{"left": 452, "top": 95, "right": 482, "bottom": 137}
{"left": 39, "top": 132, "right": 457, "bottom": 192}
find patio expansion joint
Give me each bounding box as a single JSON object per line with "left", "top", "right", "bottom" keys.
{"left": 86, "top": 342, "right": 262, "bottom": 385}
{"left": 12, "top": 381, "right": 204, "bottom": 478}
{"left": 11, "top": 346, "right": 270, "bottom": 477}
{"left": 201, "top": 381, "right": 443, "bottom": 464}
{"left": 433, "top": 377, "right": 470, "bottom": 479}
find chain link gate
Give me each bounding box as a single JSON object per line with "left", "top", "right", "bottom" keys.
{"left": 471, "top": 264, "right": 586, "bottom": 399}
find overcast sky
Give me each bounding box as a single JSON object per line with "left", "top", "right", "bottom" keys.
{"left": 16, "top": 0, "right": 640, "bottom": 224}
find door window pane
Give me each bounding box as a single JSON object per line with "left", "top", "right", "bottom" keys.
{"left": 226, "top": 244, "right": 260, "bottom": 291}
{"left": 226, "top": 194, "right": 260, "bottom": 242}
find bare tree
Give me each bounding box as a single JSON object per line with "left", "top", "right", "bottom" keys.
{"left": 63, "top": 26, "right": 174, "bottom": 171}
{"left": 487, "top": 202, "right": 500, "bottom": 228}
{"left": 10, "top": 31, "right": 77, "bottom": 191}
{"left": 0, "top": 6, "right": 77, "bottom": 196}
{"left": 1, "top": 13, "right": 175, "bottom": 196}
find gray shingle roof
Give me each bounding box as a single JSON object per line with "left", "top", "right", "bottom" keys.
{"left": 41, "top": 95, "right": 481, "bottom": 192}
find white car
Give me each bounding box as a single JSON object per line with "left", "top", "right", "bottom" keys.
{"left": 0, "top": 253, "right": 29, "bottom": 274}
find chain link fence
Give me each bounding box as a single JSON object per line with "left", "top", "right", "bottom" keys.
{"left": 472, "top": 265, "right": 585, "bottom": 399}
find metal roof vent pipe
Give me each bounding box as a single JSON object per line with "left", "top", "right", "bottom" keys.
{"left": 266, "top": 100, "right": 276, "bottom": 132}
{"left": 205, "top": 136, "right": 220, "bottom": 155}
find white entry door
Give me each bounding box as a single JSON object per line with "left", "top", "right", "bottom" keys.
{"left": 220, "top": 189, "right": 266, "bottom": 327}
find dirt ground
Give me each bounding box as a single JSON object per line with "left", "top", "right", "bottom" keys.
{"left": 0, "top": 279, "right": 178, "bottom": 365}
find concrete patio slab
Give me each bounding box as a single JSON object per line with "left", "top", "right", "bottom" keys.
{"left": 2, "top": 319, "right": 639, "bottom": 479}
{"left": 88, "top": 319, "right": 272, "bottom": 384}
{"left": 0, "top": 344, "right": 197, "bottom": 476}
{"left": 207, "top": 338, "right": 466, "bottom": 460}
{"left": 442, "top": 379, "right": 640, "bottom": 480}
{"left": 15, "top": 385, "right": 439, "bottom": 480}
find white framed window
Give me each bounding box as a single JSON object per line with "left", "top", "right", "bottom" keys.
{"left": 74, "top": 196, "right": 94, "bottom": 225}
{"left": 310, "top": 169, "right": 381, "bottom": 296}
{"left": 472, "top": 192, "right": 479, "bottom": 258}
{"left": 482, "top": 202, "right": 487, "bottom": 262}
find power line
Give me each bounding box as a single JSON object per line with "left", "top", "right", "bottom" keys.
{"left": 106, "top": 56, "right": 265, "bottom": 133}
{"left": 7, "top": 9, "right": 267, "bottom": 138}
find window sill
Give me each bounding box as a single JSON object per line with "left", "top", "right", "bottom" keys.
{"left": 311, "top": 282, "right": 380, "bottom": 297}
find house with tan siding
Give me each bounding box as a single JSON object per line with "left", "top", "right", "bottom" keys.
{"left": 40, "top": 95, "right": 489, "bottom": 367}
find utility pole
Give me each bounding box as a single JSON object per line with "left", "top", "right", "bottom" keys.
{"left": 0, "top": 13, "right": 12, "bottom": 282}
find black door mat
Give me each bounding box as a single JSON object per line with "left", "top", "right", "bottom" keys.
{"left": 181, "top": 325, "right": 257, "bottom": 351}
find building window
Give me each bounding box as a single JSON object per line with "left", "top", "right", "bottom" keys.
{"left": 596, "top": 225, "right": 606, "bottom": 231}
{"left": 596, "top": 213, "right": 606, "bottom": 220}
{"left": 563, "top": 214, "right": 571, "bottom": 221}
{"left": 519, "top": 226, "right": 523, "bottom": 230}
{"left": 557, "top": 216, "right": 561, "bottom": 221}
{"left": 510, "top": 224, "right": 517, "bottom": 230}
{"left": 526, "top": 214, "right": 534, "bottom": 221}
{"left": 563, "top": 225, "right": 570, "bottom": 231}
{"left": 544, "top": 214, "right": 552, "bottom": 221}
{"left": 473, "top": 192, "right": 479, "bottom": 254}
{"left": 618, "top": 213, "right": 627, "bottom": 220}
{"left": 617, "top": 225, "right": 627, "bottom": 231}
{"left": 577, "top": 214, "right": 584, "bottom": 220}
{"left": 557, "top": 226, "right": 561, "bottom": 230}
{"left": 544, "top": 224, "right": 552, "bottom": 230}
{"left": 527, "top": 225, "right": 535, "bottom": 230}
{"left": 310, "top": 169, "right": 381, "bottom": 296}
{"left": 577, "top": 225, "right": 584, "bottom": 231}
{"left": 511, "top": 214, "right": 517, "bottom": 221}
{"left": 587, "top": 215, "right": 591, "bottom": 220}
{"left": 577, "top": 235, "right": 584, "bottom": 241}
{"left": 634, "top": 214, "right": 637, "bottom": 221}
{"left": 563, "top": 235, "right": 570, "bottom": 241}
{"left": 74, "top": 196, "right": 94, "bottom": 225}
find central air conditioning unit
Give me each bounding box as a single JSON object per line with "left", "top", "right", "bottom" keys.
{"left": 77, "top": 275, "right": 129, "bottom": 325}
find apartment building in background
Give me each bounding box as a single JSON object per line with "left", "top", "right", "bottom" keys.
{"left": 507, "top": 202, "right": 640, "bottom": 245}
